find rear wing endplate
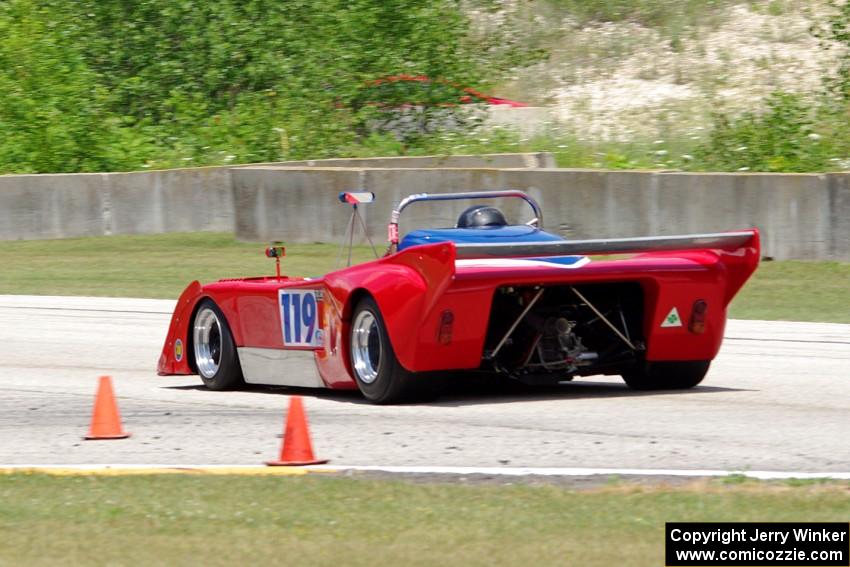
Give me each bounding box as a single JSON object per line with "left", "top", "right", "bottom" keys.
{"left": 454, "top": 230, "right": 757, "bottom": 259}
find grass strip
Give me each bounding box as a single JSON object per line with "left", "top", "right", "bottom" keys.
{"left": 0, "top": 232, "right": 847, "bottom": 323}
{"left": 0, "top": 474, "right": 847, "bottom": 567}
{"left": 0, "top": 233, "right": 375, "bottom": 299}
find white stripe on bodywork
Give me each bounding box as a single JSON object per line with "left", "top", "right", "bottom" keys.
{"left": 456, "top": 257, "right": 591, "bottom": 270}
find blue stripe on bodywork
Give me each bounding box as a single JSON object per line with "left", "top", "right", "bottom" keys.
{"left": 527, "top": 256, "right": 587, "bottom": 266}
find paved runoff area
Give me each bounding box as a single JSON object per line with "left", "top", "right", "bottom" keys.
{"left": 0, "top": 295, "right": 848, "bottom": 475}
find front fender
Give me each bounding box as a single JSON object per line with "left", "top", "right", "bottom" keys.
{"left": 157, "top": 281, "right": 203, "bottom": 375}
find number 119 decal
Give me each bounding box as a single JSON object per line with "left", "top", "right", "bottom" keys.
{"left": 279, "top": 289, "right": 324, "bottom": 348}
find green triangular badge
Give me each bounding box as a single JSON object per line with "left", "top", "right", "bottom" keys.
{"left": 661, "top": 307, "right": 682, "bottom": 328}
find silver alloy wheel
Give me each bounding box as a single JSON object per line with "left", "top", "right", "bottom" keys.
{"left": 194, "top": 307, "right": 222, "bottom": 379}
{"left": 351, "top": 309, "right": 381, "bottom": 384}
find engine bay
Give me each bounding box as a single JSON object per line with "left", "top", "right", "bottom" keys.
{"left": 483, "top": 283, "right": 645, "bottom": 384}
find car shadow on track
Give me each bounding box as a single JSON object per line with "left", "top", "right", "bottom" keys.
{"left": 422, "top": 379, "right": 749, "bottom": 407}
{"left": 163, "top": 379, "right": 751, "bottom": 407}
{"left": 162, "top": 383, "right": 371, "bottom": 404}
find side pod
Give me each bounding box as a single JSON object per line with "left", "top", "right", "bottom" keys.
{"left": 323, "top": 242, "right": 457, "bottom": 373}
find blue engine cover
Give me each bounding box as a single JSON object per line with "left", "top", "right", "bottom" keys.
{"left": 398, "top": 225, "right": 564, "bottom": 250}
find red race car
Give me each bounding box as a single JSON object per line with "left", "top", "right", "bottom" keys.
{"left": 359, "top": 75, "right": 528, "bottom": 108}
{"left": 158, "top": 190, "right": 759, "bottom": 404}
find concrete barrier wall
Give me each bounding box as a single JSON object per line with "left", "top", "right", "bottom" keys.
{"left": 233, "top": 168, "right": 363, "bottom": 242}
{"left": 829, "top": 172, "right": 850, "bottom": 259}
{"left": 1, "top": 156, "right": 848, "bottom": 260}
{"left": 232, "top": 167, "right": 850, "bottom": 260}
{"left": 0, "top": 173, "right": 107, "bottom": 240}
{"left": 0, "top": 153, "right": 550, "bottom": 241}
{"left": 652, "top": 173, "right": 831, "bottom": 260}
{"left": 0, "top": 166, "right": 235, "bottom": 239}
{"left": 107, "top": 167, "right": 235, "bottom": 235}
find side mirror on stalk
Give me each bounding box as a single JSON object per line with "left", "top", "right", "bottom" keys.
{"left": 265, "top": 242, "right": 285, "bottom": 279}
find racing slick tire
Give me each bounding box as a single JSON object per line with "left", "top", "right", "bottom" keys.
{"left": 192, "top": 299, "right": 244, "bottom": 391}
{"left": 349, "top": 296, "right": 435, "bottom": 404}
{"left": 621, "top": 360, "right": 710, "bottom": 390}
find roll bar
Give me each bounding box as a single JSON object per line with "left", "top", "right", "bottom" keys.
{"left": 387, "top": 190, "right": 543, "bottom": 251}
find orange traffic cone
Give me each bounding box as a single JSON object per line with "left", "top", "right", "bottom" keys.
{"left": 84, "top": 376, "right": 130, "bottom": 440}
{"left": 266, "top": 396, "right": 328, "bottom": 466}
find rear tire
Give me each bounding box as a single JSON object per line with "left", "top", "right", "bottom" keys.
{"left": 349, "top": 296, "right": 435, "bottom": 404}
{"left": 621, "top": 360, "right": 710, "bottom": 390}
{"left": 192, "top": 300, "right": 244, "bottom": 391}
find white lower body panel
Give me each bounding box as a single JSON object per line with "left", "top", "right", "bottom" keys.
{"left": 237, "top": 347, "right": 324, "bottom": 388}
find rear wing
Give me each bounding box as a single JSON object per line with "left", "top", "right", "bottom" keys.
{"left": 454, "top": 229, "right": 760, "bottom": 305}
{"left": 453, "top": 230, "right": 758, "bottom": 259}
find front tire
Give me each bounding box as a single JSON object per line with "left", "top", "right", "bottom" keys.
{"left": 349, "top": 296, "right": 431, "bottom": 404}
{"left": 192, "top": 300, "right": 244, "bottom": 391}
{"left": 621, "top": 360, "right": 710, "bottom": 390}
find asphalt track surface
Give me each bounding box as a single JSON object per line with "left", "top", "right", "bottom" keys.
{"left": 1, "top": 295, "right": 848, "bottom": 473}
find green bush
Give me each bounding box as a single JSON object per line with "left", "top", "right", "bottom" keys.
{"left": 1, "top": 0, "right": 847, "bottom": 174}
{"left": 691, "top": 92, "right": 838, "bottom": 172}
{"left": 0, "top": 2, "right": 119, "bottom": 172}
{"left": 0, "top": 0, "right": 512, "bottom": 173}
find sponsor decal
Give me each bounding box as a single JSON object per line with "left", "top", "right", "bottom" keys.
{"left": 661, "top": 307, "right": 683, "bottom": 328}
{"left": 174, "top": 339, "right": 184, "bottom": 362}
{"left": 326, "top": 311, "right": 338, "bottom": 353}
{"left": 279, "top": 289, "right": 324, "bottom": 348}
